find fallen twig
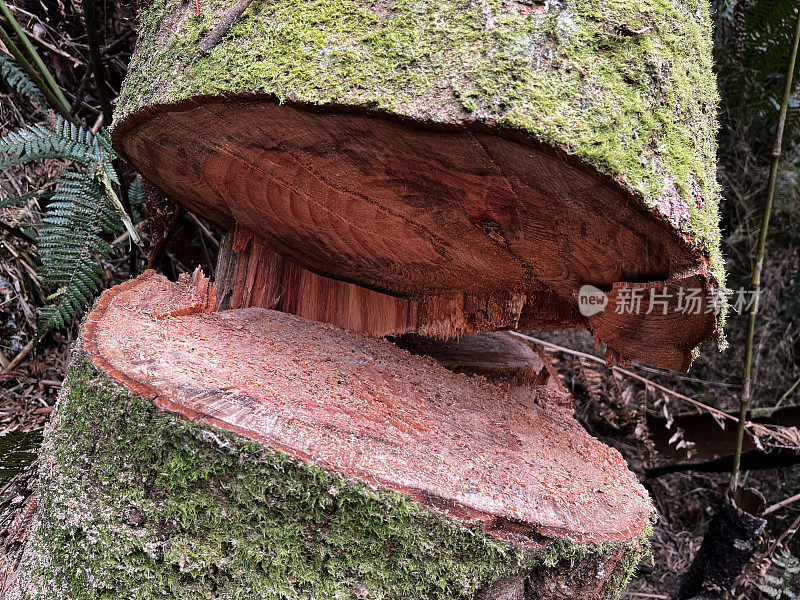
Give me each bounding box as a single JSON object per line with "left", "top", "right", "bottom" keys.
{"left": 510, "top": 332, "right": 736, "bottom": 424}
{"left": 198, "top": 0, "right": 254, "bottom": 55}
{"left": 763, "top": 490, "right": 800, "bottom": 516}
{"left": 762, "top": 511, "right": 800, "bottom": 563}
{"left": 511, "top": 332, "right": 799, "bottom": 448}
{"left": 186, "top": 212, "right": 219, "bottom": 248}
{"left": 0, "top": 13, "right": 83, "bottom": 65}
{"left": 0, "top": 334, "right": 42, "bottom": 376}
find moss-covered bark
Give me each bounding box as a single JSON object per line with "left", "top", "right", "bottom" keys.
{"left": 115, "top": 0, "right": 722, "bottom": 285}
{"left": 9, "top": 351, "right": 651, "bottom": 600}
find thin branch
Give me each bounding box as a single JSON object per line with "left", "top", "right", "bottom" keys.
{"left": 198, "top": 0, "right": 254, "bottom": 55}
{"left": 0, "top": 13, "right": 82, "bottom": 64}
{"left": 0, "top": 28, "right": 69, "bottom": 120}
{"left": 196, "top": 220, "right": 214, "bottom": 277}
{"left": 186, "top": 212, "right": 219, "bottom": 248}
{"left": 773, "top": 374, "right": 800, "bottom": 412}
{"left": 763, "top": 490, "right": 800, "bottom": 516}
{"left": 761, "top": 511, "right": 800, "bottom": 565}
{"left": 732, "top": 7, "right": 800, "bottom": 492}
{"left": 510, "top": 331, "right": 738, "bottom": 424}
{"left": 0, "top": 333, "right": 41, "bottom": 376}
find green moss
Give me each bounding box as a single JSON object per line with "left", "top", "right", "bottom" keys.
{"left": 116, "top": 0, "right": 724, "bottom": 288}
{"left": 601, "top": 513, "right": 655, "bottom": 600}
{"left": 12, "top": 355, "right": 649, "bottom": 599}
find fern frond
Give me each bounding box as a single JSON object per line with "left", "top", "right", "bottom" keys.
{"left": 758, "top": 549, "right": 800, "bottom": 599}
{"left": 37, "top": 170, "right": 122, "bottom": 331}
{"left": 0, "top": 54, "right": 44, "bottom": 103}
{"left": 0, "top": 117, "right": 115, "bottom": 171}
{"left": 128, "top": 175, "right": 146, "bottom": 206}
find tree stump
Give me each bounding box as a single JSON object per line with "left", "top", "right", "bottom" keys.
{"left": 8, "top": 272, "right": 652, "bottom": 599}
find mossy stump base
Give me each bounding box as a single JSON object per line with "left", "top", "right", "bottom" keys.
{"left": 7, "top": 272, "right": 652, "bottom": 599}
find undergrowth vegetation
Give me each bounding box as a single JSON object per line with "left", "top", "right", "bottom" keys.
{"left": 0, "top": 108, "right": 136, "bottom": 330}
{"left": 0, "top": 25, "right": 140, "bottom": 337}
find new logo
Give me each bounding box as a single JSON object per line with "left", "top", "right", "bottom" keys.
{"left": 577, "top": 285, "right": 608, "bottom": 317}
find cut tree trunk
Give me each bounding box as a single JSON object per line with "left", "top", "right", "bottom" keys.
{"left": 7, "top": 272, "right": 652, "bottom": 599}
{"left": 13, "top": 1, "right": 732, "bottom": 595}
{"left": 111, "top": 0, "right": 724, "bottom": 371}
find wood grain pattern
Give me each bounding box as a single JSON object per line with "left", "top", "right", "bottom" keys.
{"left": 115, "top": 97, "right": 718, "bottom": 371}
{"left": 82, "top": 271, "right": 652, "bottom": 545}
{"left": 391, "top": 332, "right": 566, "bottom": 395}
{"left": 216, "top": 226, "right": 559, "bottom": 338}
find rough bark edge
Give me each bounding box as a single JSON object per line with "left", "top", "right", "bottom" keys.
{"left": 215, "top": 228, "right": 584, "bottom": 338}
{"left": 7, "top": 350, "right": 652, "bottom": 600}
{"left": 212, "top": 225, "right": 718, "bottom": 371}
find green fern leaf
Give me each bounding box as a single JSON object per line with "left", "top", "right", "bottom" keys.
{"left": 0, "top": 54, "right": 45, "bottom": 103}
{"left": 128, "top": 175, "right": 146, "bottom": 206}
{"left": 37, "top": 170, "right": 122, "bottom": 331}
{"left": 0, "top": 117, "right": 114, "bottom": 170}
{"left": 756, "top": 582, "right": 783, "bottom": 598}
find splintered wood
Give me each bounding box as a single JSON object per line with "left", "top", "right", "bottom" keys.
{"left": 82, "top": 271, "right": 651, "bottom": 545}
{"left": 215, "top": 226, "right": 537, "bottom": 338}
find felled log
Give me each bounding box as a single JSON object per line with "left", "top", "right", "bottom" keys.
{"left": 111, "top": 0, "right": 724, "bottom": 371}
{"left": 12, "top": 0, "right": 735, "bottom": 595}
{"left": 8, "top": 272, "right": 652, "bottom": 599}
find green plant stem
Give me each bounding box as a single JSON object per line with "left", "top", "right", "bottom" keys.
{"left": 99, "top": 172, "right": 140, "bottom": 246}
{"left": 730, "top": 7, "right": 800, "bottom": 493}
{"left": 80, "top": 0, "right": 113, "bottom": 126}
{"left": 111, "top": 159, "right": 139, "bottom": 276}
{"left": 772, "top": 374, "right": 800, "bottom": 412}
{"left": 80, "top": 0, "right": 138, "bottom": 270}
{"left": 0, "top": 26, "right": 69, "bottom": 120}
{"left": 0, "top": 0, "right": 71, "bottom": 118}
